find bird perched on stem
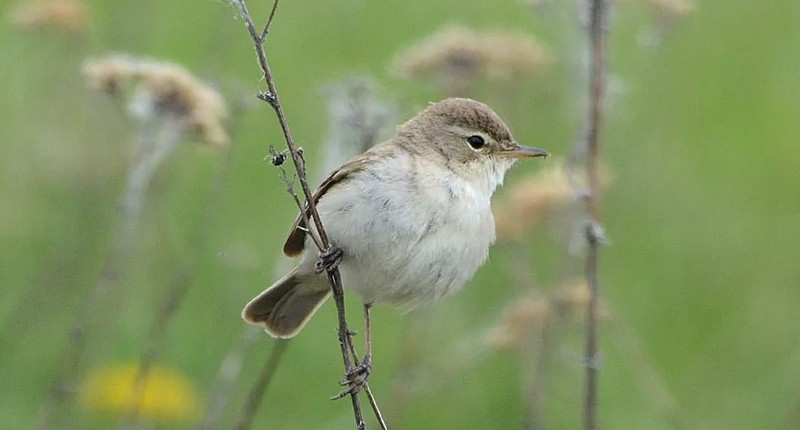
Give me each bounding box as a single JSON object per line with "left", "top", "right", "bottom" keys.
{"left": 243, "top": 97, "right": 548, "bottom": 392}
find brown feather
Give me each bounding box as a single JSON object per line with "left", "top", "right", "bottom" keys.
{"left": 282, "top": 151, "right": 386, "bottom": 256}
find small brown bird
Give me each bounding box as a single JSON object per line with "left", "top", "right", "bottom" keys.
{"left": 243, "top": 98, "right": 547, "bottom": 385}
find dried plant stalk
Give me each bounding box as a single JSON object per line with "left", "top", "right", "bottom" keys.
{"left": 581, "top": 0, "right": 609, "bottom": 429}
{"left": 229, "top": 1, "right": 374, "bottom": 428}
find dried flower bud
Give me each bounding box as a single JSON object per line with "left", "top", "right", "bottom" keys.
{"left": 319, "top": 77, "right": 396, "bottom": 178}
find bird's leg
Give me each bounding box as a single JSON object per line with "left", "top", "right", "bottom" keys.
{"left": 315, "top": 245, "right": 343, "bottom": 274}
{"left": 357, "top": 302, "right": 373, "bottom": 375}
{"left": 332, "top": 303, "right": 373, "bottom": 399}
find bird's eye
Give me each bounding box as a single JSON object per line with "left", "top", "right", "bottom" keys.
{"left": 466, "top": 135, "right": 485, "bottom": 150}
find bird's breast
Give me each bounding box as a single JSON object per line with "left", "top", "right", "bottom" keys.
{"left": 313, "top": 154, "right": 497, "bottom": 308}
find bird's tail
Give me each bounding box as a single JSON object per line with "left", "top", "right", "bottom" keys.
{"left": 242, "top": 267, "right": 331, "bottom": 338}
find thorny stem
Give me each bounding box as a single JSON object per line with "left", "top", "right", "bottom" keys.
{"left": 344, "top": 307, "right": 387, "bottom": 430}
{"left": 327, "top": 269, "right": 366, "bottom": 429}
{"left": 231, "top": 1, "right": 369, "bottom": 428}
{"left": 233, "top": 0, "right": 328, "bottom": 247}
{"left": 582, "top": 0, "right": 608, "bottom": 429}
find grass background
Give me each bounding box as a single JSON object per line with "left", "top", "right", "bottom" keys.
{"left": 2, "top": 0, "right": 799, "bottom": 429}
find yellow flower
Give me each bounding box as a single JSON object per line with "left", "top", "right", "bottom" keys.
{"left": 81, "top": 363, "right": 201, "bottom": 423}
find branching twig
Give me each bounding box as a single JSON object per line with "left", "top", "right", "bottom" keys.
{"left": 232, "top": 0, "right": 327, "bottom": 246}
{"left": 259, "top": 0, "right": 279, "bottom": 40}
{"left": 268, "top": 146, "right": 324, "bottom": 252}
{"left": 230, "top": 1, "right": 370, "bottom": 428}
{"left": 581, "top": 0, "right": 608, "bottom": 429}
{"left": 363, "top": 385, "right": 387, "bottom": 430}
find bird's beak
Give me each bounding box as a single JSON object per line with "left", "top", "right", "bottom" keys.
{"left": 500, "top": 143, "right": 550, "bottom": 159}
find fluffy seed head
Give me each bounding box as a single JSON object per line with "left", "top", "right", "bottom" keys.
{"left": 393, "top": 25, "right": 550, "bottom": 95}
{"left": 9, "top": 0, "right": 88, "bottom": 33}
{"left": 82, "top": 55, "right": 229, "bottom": 147}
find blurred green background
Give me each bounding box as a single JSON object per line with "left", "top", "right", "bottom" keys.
{"left": 2, "top": 0, "right": 799, "bottom": 429}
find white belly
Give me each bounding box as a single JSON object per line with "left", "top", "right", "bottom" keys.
{"left": 309, "top": 153, "right": 497, "bottom": 308}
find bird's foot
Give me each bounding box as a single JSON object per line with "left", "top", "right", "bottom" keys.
{"left": 315, "top": 245, "right": 343, "bottom": 274}
{"left": 331, "top": 355, "right": 371, "bottom": 400}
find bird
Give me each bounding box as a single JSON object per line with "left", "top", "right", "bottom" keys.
{"left": 242, "top": 97, "right": 548, "bottom": 392}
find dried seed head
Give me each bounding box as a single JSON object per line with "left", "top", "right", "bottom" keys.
{"left": 494, "top": 160, "right": 613, "bottom": 239}
{"left": 9, "top": 0, "right": 88, "bottom": 34}
{"left": 550, "top": 278, "right": 610, "bottom": 322}
{"left": 485, "top": 296, "right": 551, "bottom": 351}
{"left": 392, "top": 25, "right": 550, "bottom": 95}
{"left": 319, "top": 77, "right": 396, "bottom": 178}
{"left": 82, "top": 55, "right": 229, "bottom": 147}
{"left": 494, "top": 162, "right": 574, "bottom": 239}
{"left": 83, "top": 55, "right": 135, "bottom": 94}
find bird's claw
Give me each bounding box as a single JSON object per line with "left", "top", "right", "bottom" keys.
{"left": 331, "top": 355, "right": 371, "bottom": 400}
{"left": 315, "top": 246, "right": 343, "bottom": 274}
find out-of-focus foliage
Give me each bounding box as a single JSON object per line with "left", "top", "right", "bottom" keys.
{"left": 1, "top": 0, "right": 799, "bottom": 429}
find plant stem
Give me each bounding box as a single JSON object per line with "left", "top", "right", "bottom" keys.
{"left": 582, "top": 0, "right": 608, "bottom": 429}
{"left": 230, "top": 1, "right": 367, "bottom": 428}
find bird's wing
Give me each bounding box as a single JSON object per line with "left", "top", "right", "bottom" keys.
{"left": 282, "top": 151, "right": 382, "bottom": 257}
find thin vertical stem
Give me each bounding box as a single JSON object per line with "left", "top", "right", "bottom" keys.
{"left": 230, "top": 1, "right": 367, "bottom": 428}
{"left": 328, "top": 270, "right": 366, "bottom": 429}
{"left": 33, "top": 118, "right": 184, "bottom": 430}
{"left": 583, "top": 232, "right": 601, "bottom": 430}
{"left": 582, "top": 0, "right": 608, "bottom": 429}
{"left": 234, "top": 340, "right": 290, "bottom": 430}
{"left": 116, "top": 133, "right": 235, "bottom": 430}
{"left": 197, "top": 327, "right": 261, "bottom": 430}
{"left": 344, "top": 304, "right": 386, "bottom": 430}
{"left": 586, "top": 0, "right": 607, "bottom": 223}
